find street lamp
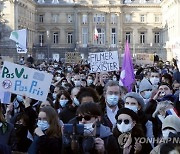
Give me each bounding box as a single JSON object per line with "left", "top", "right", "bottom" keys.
{"left": 46, "top": 30, "right": 50, "bottom": 60}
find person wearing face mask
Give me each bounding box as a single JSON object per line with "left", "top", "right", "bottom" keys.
{"left": 28, "top": 106, "right": 62, "bottom": 154}
{"left": 124, "top": 92, "right": 154, "bottom": 143}
{"left": 100, "top": 81, "right": 123, "bottom": 130}
{"left": 150, "top": 115, "right": 180, "bottom": 154}
{"left": 139, "top": 78, "right": 153, "bottom": 106}
{"left": 73, "top": 74, "right": 82, "bottom": 87}
{"left": 113, "top": 108, "right": 152, "bottom": 154}
{"left": 57, "top": 90, "right": 78, "bottom": 123}
{"left": 149, "top": 70, "right": 160, "bottom": 89}
{"left": 86, "top": 74, "right": 95, "bottom": 88}
{"left": 63, "top": 102, "right": 119, "bottom": 154}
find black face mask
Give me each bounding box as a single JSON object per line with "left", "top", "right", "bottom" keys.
{"left": 15, "top": 124, "right": 28, "bottom": 138}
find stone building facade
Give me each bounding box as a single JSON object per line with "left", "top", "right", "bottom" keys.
{"left": 0, "top": 0, "right": 178, "bottom": 62}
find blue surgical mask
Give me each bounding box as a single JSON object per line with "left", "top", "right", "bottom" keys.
{"left": 37, "top": 120, "right": 50, "bottom": 131}
{"left": 125, "top": 104, "right": 138, "bottom": 113}
{"left": 16, "top": 95, "right": 23, "bottom": 102}
{"left": 106, "top": 95, "right": 119, "bottom": 106}
{"left": 73, "top": 97, "right": 80, "bottom": 106}
{"left": 59, "top": 99, "right": 68, "bottom": 107}
{"left": 143, "top": 91, "right": 152, "bottom": 99}
{"left": 74, "top": 80, "right": 81, "bottom": 87}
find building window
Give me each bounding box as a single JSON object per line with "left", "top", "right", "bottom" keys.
{"left": 139, "top": 0, "right": 146, "bottom": 3}
{"left": 94, "top": 28, "right": 105, "bottom": 45}
{"left": 140, "top": 32, "right": 145, "bottom": 43}
{"left": 111, "top": 14, "right": 117, "bottom": 24}
{"left": 140, "top": 15, "right": 145, "bottom": 22}
{"left": 82, "top": 27, "right": 88, "bottom": 47}
{"left": 155, "top": 15, "right": 160, "bottom": 23}
{"left": 52, "top": 0, "right": 59, "bottom": 4}
{"left": 125, "top": 32, "right": 131, "bottom": 43}
{"left": 37, "top": 0, "right": 45, "bottom": 3}
{"left": 39, "top": 32, "right": 44, "bottom": 46}
{"left": 53, "top": 32, "right": 59, "bottom": 44}
{"left": 67, "top": 14, "right": 73, "bottom": 23}
{"left": 125, "top": 14, "right": 131, "bottom": 23}
{"left": 39, "top": 15, "right": 44, "bottom": 23}
{"left": 111, "top": 28, "right": 116, "bottom": 45}
{"left": 52, "top": 14, "right": 58, "bottom": 23}
{"left": 67, "top": 32, "right": 73, "bottom": 44}
{"left": 82, "top": 14, "right": 88, "bottom": 24}
{"left": 154, "top": 32, "right": 160, "bottom": 43}
{"left": 93, "top": 14, "right": 105, "bottom": 23}
{"left": 124, "top": 0, "right": 132, "bottom": 4}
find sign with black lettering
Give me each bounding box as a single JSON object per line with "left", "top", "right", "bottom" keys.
{"left": 88, "top": 51, "right": 119, "bottom": 73}
{"left": 65, "top": 52, "right": 82, "bottom": 64}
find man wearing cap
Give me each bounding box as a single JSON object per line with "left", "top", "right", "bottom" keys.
{"left": 150, "top": 115, "right": 180, "bottom": 154}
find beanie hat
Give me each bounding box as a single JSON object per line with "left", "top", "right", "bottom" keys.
{"left": 139, "top": 78, "right": 152, "bottom": 93}
{"left": 162, "top": 115, "right": 180, "bottom": 132}
{"left": 124, "top": 92, "right": 145, "bottom": 108}
{"left": 115, "top": 108, "right": 138, "bottom": 122}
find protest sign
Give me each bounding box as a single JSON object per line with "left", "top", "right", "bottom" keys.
{"left": 0, "top": 91, "right": 11, "bottom": 104}
{"left": 65, "top": 52, "right": 82, "bottom": 64}
{"left": 0, "top": 61, "right": 53, "bottom": 101}
{"left": 135, "top": 53, "right": 154, "bottom": 65}
{"left": 88, "top": 51, "right": 119, "bottom": 73}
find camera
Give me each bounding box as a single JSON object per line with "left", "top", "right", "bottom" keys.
{"left": 63, "top": 121, "right": 101, "bottom": 153}
{"left": 160, "top": 91, "right": 166, "bottom": 96}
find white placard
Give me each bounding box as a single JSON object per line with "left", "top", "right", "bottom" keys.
{"left": 0, "top": 61, "right": 53, "bottom": 101}
{"left": 88, "top": 51, "right": 119, "bottom": 73}
{"left": 0, "top": 91, "right": 11, "bottom": 104}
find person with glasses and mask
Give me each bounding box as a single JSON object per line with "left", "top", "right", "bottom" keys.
{"left": 63, "top": 102, "right": 119, "bottom": 154}
{"left": 113, "top": 108, "right": 152, "bottom": 154}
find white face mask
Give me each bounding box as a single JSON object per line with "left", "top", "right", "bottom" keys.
{"left": 106, "top": 95, "right": 119, "bottom": 106}
{"left": 74, "top": 80, "right": 81, "bottom": 87}
{"left": 83, "top": 123, "right": 94, "bottom": 136}
{"left": 56, "top": 77, "right": 61, "bottom": 81}
{"left": 150, "top": 77, "right": 159, "bottom": 85}
{"left": 162, "top": 129, "right": 177, "bottom": 139}
{"left": 125, "top": 104, "right": 138, "bottom": 113}
{"left": 117, "top": 122, "right": 133, "bottom": 133}
{"left": 113, "top": 77, "right": 117, "bottom": 81}
{"left": 59, "top": 99, "right": 68, "bottom": 107}
{"left": 53, "top": 93, "right": 57, "bottom": 100}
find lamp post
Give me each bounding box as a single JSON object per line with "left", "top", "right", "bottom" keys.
{"left": 46, "top": 30, "right": 50, "bottom": 61}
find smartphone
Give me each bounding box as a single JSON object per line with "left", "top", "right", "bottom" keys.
{"left": 64, "top": 124, "right": 84, "bottom": 135}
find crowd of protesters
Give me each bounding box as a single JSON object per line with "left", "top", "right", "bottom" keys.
{"left": 0, "top": 55, "right": 180, "bottom": 154}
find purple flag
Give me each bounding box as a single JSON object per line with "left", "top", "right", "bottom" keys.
{"left": 119, "top": 40, "right": 135, "bottom": 92}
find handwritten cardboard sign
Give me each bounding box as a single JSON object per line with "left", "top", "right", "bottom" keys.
{"left": 136, "top": 53, "right": 154, "bottom": 65}
{"left": 0, "top": 61, "right": 53, "bottom": 101}
{"left": 65, "top": 52, "right": 82, "bottom": 64}
{"left": 88, "top": 51, "right": 119, "bottom": 73}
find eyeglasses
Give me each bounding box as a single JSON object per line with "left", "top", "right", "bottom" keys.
{"left": 117, "top": 119, "right": 130, "bottom": 124}
{"left": 76, "top": 115, "right": 93, "bottom": 121}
